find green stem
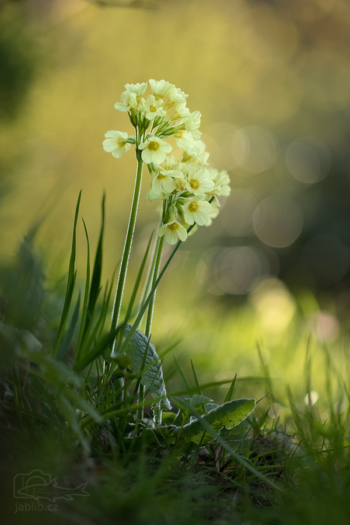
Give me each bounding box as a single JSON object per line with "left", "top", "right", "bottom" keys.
{"left": 137, "top": 230, "right": 164, "bottom": 422}
{"left": 145, "top": 235, "right": 164, "bottom": 338}
{"left": 139, "top": 235, "right": 160, "bottom": 327}
{"left": 110, "top": 151, "right": 143, "bottom": 356}
{"left": 142, "top": 234, "right": 164, "bottom": 424}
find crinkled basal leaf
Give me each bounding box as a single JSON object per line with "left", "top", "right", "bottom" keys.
{"left": 172, "top": 394, "right": 214, "bottom": 426}
{"left": 175, "top": 398, "right": 256, "bottom": 444}
{"left": 123, "top": 324, "right": 171, "bottom": 410}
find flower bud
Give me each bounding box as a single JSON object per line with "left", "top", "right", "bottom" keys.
{"left": 128, "top": 111, "right": 137, "bottom": 127}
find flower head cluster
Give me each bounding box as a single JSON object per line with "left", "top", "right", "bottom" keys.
{"left": 103, "top": 80, "right": 231, "bottom": 245}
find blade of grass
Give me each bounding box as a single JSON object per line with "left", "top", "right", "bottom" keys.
{"left": 174, "top": 356, "right": 191, "bottom": 390}
{"left": 158, "top": 339, "right": 182, "bottom": 359}
{"left": 54, "top": 190, "right": 81, "bottom": 356}
{"left": 56, "top": 293, "right": 81, "bottom": 361}
{"left": 190, "top": 359, "right": 202, "bottom": 395}
{"left": 224, "top": 373, "right": 237, "bottom": 403}
{"left": 74, "top": 323, "right": 124, "bottom": 372}
{"left": 76, "top": 218, "right": 91, "bottom": 360}
{"left": 82, "top": 193, "right": 105, "bottom": 342}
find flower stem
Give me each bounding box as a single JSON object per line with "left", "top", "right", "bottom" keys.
{"left": 145, "top": 235, "right": 164, "bottom": 338}
{"left": 139, "top": 233, "right": 160, "bottom": 328}
{"left": 137, "top": 232, "right": 164, "bottom": 423}
{"left": 110, "top": 151, "right": 143, "bottom": 355}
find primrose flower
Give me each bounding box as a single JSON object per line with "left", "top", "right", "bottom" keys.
{"left": 175, "top": 130, "right": 195, "bottom": 152}
{"left": 159, "top": 155, "right": 183, "bottom": 177}
{"left": 183, "top": 196, "right": 213, "bottom": 226}
{"left": 114, "top": 91, "right": 138, "bottom": 112}
{"left": 184, "top": 140, "right": 210, "bottom": 166}
{"left": 186, "top": 167, "right": 215, "bottom": 195}
{"left": 151, "top": 172, "right": 176, "bottom": 196}
{"left": 174, "top": 176, "right": 188, "bottom": 192}
{"left": 149, "top": 79, "right": 173, "bottom": 100}
{"left": 215, "top": 170, "right": 231, "bottom": 196}
{"left": 205, "top": 200, "right": 220, "bottom": 227}
{"left": 165, "top": 86, "right": 188, "bottom": 109}
{"left": 170, "top": 103, "right": 190, "bottom": 122}
{"left": 143, "top": 95, "right": 166, "bottom": 121}
{"left": 139, "top": 136, "right": 172, "bottom": 165}
{"left": 209, "top": 169, "right": 231, "bottom": 196}
{"left": 184, "top": 111, "right": 202, "bottom": 139}
{"left": 103, "top": 131, "right": 130, "bottom": 158}
{"left": 151, "top": 158, "right": 183, "bottom": 196}
{"left": 125, "top": 82, "right": 147, "bottom": 97}
{"left": 159, "top": 220, "right": 188, "bottom": 245}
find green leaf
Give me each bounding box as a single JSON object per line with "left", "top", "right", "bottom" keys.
{"left": 190, "top": 360, "right": 201, "bottom": 395}
{"left": 190, "top": 394, "right": 213, "bottom": 408}
{"left": 224, "top": 373, "right": 237, "bottom": 403}
{"left": 161, "top": 412, "right": 177, "bottom": 423}
{"left": 73, "top": 323, "right": 123, "bottom": 372}
{"left": 122, "top": 324, "right": 171, "bottom": 410}
{"left": 56, "top": 293, "right": 80, "bottom": 361}
{"left": 175, "top": 398, "right": 256, "bottom": 444}
{"left": 58, "top": 393, "right": 89, "bottom": 450}
{"left": 172, "top": 394, "right": 213, "bottom": 426}
{"left": 76, "top": 218, "right": 91, "bottom": 360}
{"left": 65, "top": 387, "right": 103, "bottom": 424}
{"left": 82, "top": 193, "right": 105, "bottom": 341}
{"left": 54, "top": 191, "right": 81, "bottom": 356}
{"left": 27, "top": 351, "right": 81, "bottom": 388}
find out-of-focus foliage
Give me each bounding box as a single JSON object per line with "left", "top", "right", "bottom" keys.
{"left": 1, "top": 0, "right": 350, "bottom": 299}
{"left": 0, "top": 12, "right": 38, "bottom": 121}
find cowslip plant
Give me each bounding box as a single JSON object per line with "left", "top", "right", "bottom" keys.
{"left": 103, "top": 80, "right": 232, "bottom": 422}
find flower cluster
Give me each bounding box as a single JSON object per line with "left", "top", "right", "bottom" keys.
{"left": 103, "top": 80, "right": 231, "bottom": 245}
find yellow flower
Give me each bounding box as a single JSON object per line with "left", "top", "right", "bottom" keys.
{"left": 159, "top": 220, "right": 188, "bottom": 245}
{"left": 143, "top": 95, "right": 166, "bottom": 121}
{"left": 183, "top": 196, "right": 213, "bottom": 226}
{"left": 114, "top": 91, "right": 137, "bottom": 112}
{"left": 210, "top": 169, "right": 231, "bottom": 197}
{"left": 139, "top": 136, "right": 172, "bottom": 165}
{"left": 103, "top": 131, "right": 130, "bottom": 158}
{"left": 165, "top": 86, "right": 188, "bottom": 109}
{"left": 149, "top": 79, "right": 173, "bottom": 100}
{"left": 184, "top": 111, "right": 202, "bottom": 139}
{"left": 186, "top": 167, "right": 215, "bottom": 195}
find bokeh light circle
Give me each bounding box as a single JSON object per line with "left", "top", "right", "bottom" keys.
{"left": 214, "top": 246, "right": 268, "bottom": 295}
{"left": 250, "top": 278, "right": 296, "bottom": 333}
{"left": 286, "top": 137, "right": 331, "bottom": 184}
{"left": 233, "top": 126, "right": 277, "bottom": 174}
{"left": 253, "top": 195, "right": 303, "bottom": 247}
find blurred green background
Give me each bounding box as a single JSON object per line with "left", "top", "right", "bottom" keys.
{"left": 1, "top": 0, "right": 350, "bottom": 409}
